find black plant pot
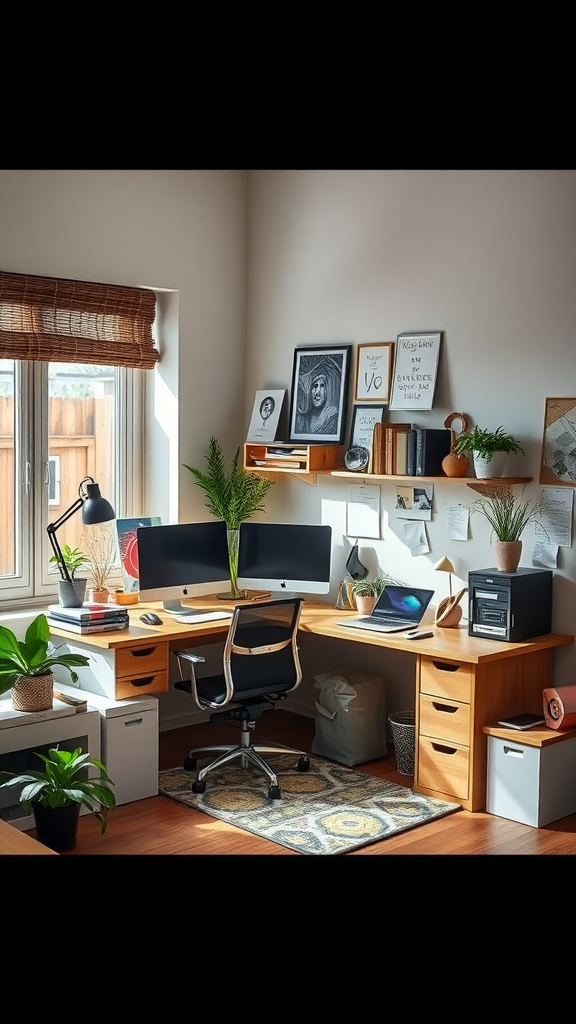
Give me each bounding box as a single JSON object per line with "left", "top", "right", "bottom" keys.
{"left": 33, "top": 803, "right": 81, "bottom": 853}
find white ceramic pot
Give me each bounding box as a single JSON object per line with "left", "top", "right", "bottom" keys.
{"left": 473, "top": 451, "right": 507, "bottom": 479}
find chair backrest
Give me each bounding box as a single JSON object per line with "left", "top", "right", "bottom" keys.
{"left": 196, "top": 598, "right": 304, "bottom": 707}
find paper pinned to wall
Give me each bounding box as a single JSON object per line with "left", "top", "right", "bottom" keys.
{"left": 346, "top": 484, "right": 380, "bottom": 539}
{"left": 404, "top": 520, "right": 430, "bottom": 555}
{"left": 447, "top": 504, "right": 469, "bottom": 541}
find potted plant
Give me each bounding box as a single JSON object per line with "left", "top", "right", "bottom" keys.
{"left": 183, "top": 436, "right": 275, "bottom": 598}
{"left": 351, "top": 573, "right": 405, "bottom": 614}
{"left": 453, "top": 425, "right": 524, "bottom": 479}
{"left": 50, "top": 543, "right": 90, "bottom": 606}
{"left": 0, "top": 613, "right": 91, "bottom": 712}
{"left": 472, "top": 487, "right": 543, "bottom": 572}
{"left": 0, "top": 745, "right": 116, "bottom": 852}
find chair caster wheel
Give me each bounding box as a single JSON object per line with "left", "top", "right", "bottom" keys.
{"left": 192, "top": 779, "right": 206, "bottom": 794}
{"left": 297, "top": 756, "right": 310, "bottom": 772}
{"left": 268, "top": 785, "right": 281, "bottom": 799}
{"left": 183, "top": 756, "right": 197, "bottom": 771}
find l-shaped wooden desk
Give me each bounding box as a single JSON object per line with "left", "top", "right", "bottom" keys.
{"left": 49, "top": 597, "right": 573, "bottom": 813}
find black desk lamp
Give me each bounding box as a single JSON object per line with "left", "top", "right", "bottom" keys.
{"left": 47, "top": 476, "right": 115, "bottom": 584}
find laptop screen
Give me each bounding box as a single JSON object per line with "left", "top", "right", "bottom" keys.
{"left": 373, "top": 586, "right": 435, "bottom": 621}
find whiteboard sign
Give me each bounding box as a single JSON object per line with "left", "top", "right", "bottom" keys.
{"left": 389, "top": 331, "right": 442, "bottom": 410}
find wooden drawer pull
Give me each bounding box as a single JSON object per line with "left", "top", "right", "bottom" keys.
{"left": 431, "top": 661, "right": 460, "bottom": 673}
{"left": 432, "top": 701, "right": 458, "bottom": 715}
{"left": 129, "top": 647, "right": 157, "bottom": 659}
{"left": 129, "top": 676, "right": 155, "bottom": 687}
{"left": 431, "top": 742, "right": 458, "bottom": 755}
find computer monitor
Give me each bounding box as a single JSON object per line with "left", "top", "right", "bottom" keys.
{"left": 237, "top": 522, "right": 332, "bottom": 595}
{"left": 136, "top": 521, "right": 231, "bottom": 618}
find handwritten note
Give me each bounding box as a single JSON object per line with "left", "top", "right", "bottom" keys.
{"left": 389, "top": 332, "right": 442, "bottom": 410}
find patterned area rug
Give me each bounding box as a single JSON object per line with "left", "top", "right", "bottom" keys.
{"left": 158, "top": 754, "right": 461, "bottom": 855}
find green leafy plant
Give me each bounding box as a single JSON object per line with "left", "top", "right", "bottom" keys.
{"left": 0, "top": 613, "right": 90, "bottom": 697}
{"left": 472, "top": 488, "right": 543, "bottom": 541}
{"left": 0, "top": 745, "right": 116, "bottom": 835}
{"left": 351, "top": 572, "right": 406, "bottom": 598}
{"left": 453, "top": 425, "right": 524, "bottom": 459}
{"left": 183, "top": 436, "right": 275, "bottom": 529}
{"left": 49, "top": 543, "right": 90, "bottom": 580}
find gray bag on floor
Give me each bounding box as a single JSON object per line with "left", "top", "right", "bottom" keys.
{"left": 311, "top": 671, "right": 387, "bottom": 766}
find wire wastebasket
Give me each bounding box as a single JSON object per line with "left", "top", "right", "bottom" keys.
{"left": 388, "top": 711, "right": 415, "bottom": 775}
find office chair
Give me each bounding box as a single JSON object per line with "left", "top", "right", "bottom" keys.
{"left": 173, "top": 597, "right": 311, "bottom": 799}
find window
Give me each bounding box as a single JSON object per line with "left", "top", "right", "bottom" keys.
{"left": 0, "top": 270, "right": 158, "bottom": 608}
{"left": 0, "top": 358, "right": 144, "bottom": 605}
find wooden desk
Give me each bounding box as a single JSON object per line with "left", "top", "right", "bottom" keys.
{"left": 50, "top": 596, "right": 573, "bottom": 812}
{"left": 0, "top": 818, "right": 57, "bottom": 855}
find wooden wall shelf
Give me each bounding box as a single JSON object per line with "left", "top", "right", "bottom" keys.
{"left": 330, "top": 473, "right": 532, "bottom": 492}
{"left": 244, "top": 443, "right": 344, "bottom": 484}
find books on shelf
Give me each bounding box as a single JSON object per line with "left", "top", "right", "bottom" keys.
{"left": 47, "top": 616, "right": 129, "bottom": 635}
{"left": 414, "top": 428, "right": 452, "bottom": 476}
{"left": 0, "top": 697, "right": 84, "bottom": 730}
{"left": 384, "top": 423, "right": 411, "bottom": 475}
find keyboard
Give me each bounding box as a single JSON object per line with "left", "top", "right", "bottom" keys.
{"left": 361, "top": 616, "right": 411, "bottom": 628}
{"left": 173, "top": 611, "right": 232, "bottom": 624}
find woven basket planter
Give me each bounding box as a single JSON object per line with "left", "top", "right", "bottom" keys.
{"left": 11, "top": 673, "right": 54, "bottom": 712}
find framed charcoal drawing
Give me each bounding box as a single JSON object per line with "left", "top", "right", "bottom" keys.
{"left": 349, "top": 404, "right": 386, "bottom": 450}
{"left": 389, "top": 331, "right": 442, "bottom": 411}
{"left": 354, "top": 342, "right": 393, "bottom": 402}
{"left": 289, "top": 344, "right": 352, "bottom": 444}
{"left": 540, "top": 397, "right": 576, "bottom": 486}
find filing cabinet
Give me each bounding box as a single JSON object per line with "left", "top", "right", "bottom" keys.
{"left": 414, "top": 645, "right": 557, "bottom": 812}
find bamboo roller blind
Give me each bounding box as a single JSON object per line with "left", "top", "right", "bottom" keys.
{"left": 0, "top": 271, "right": 159, "bottom": 369}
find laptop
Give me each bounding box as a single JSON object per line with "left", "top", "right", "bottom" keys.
{"left": 338, "top": 585, "right": 435, "bottom": 634}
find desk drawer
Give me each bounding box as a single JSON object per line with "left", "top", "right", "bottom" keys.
{"left": 115, "top": 671, "right": 168, "bottom": 699}
{"left": 417, "top": 735, "right": 469, "bottom": 801}
{"left": 419, "top": 692, "right": 470, "bottom": 746}
{"left": 116, "top": 643, "right": 168, "bottom": 678}
{"left": 420, "top": 656, "right": 473, "bottom": 703}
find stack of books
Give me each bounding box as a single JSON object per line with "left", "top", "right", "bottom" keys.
{"left": 46, "top": 603, "right": 130, "bottom": 635}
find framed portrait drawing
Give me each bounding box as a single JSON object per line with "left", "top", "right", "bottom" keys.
{"left": 349, "top": 404, "right": 386, "bottom": 450}
{"left": 246, "top": 389, "right": 285, "bottom": 442}
{"left": 354, "top": 342, "right": 393, "bottom": 402}
{"left": 289, "top": 344, "right": 352, "bottom": 444}
{"left": 540, "top": 397, "right": 576, "bottom": 486}
{"left": 389, "top": 331, "right": 442, "bottom": 410}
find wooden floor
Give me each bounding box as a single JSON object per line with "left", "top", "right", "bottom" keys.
{"left": 31, "top": 710, "right": 576, "bottom": 856}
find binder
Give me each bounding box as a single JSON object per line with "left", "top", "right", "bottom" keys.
{"left": 406, "top": 428, "right": 417, "bottom": 475}
{"left": 415, "top": 428, "right": 451, "bottom": 476}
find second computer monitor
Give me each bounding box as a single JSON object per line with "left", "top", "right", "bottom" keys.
{"left": 237, "top": 522, "right": 332, "bottom": 595}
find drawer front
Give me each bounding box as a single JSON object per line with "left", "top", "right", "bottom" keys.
{"left": 116, "top": 643, "right": 168, "bottom": 678}
{"left": 115, "top": 671, "right": 168, "bottom": 700}
{"left": 420, "top": 656, "right": 473, "bottom": 703}
{"left": 419, "top": 692, "right": 471, "bottom": 746}
{"left": 417, "top": 735, "right": 470, "bottom": 801}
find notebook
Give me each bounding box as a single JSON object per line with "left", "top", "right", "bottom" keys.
{"left": 338, "top": 585, "right": 435, "bottom": 634}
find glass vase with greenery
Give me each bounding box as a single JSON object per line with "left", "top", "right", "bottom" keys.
{"left": 183, "top": 437, "right": 275, "bottom": 598}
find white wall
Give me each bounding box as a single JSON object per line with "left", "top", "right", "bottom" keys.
{"left": 245, "top": 170, "right": 576, "bottom": 706}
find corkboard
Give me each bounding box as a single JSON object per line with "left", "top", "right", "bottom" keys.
{"left": 540, "top": 398, "right": 576, "bottom": 486}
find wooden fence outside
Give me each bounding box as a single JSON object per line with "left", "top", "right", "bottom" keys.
{"left": 0, "top": 396, "right": 113, "bottom": 576}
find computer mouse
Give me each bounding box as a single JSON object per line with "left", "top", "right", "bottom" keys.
{"left": 140, "top": 612, "right": 163, "bottom": 625}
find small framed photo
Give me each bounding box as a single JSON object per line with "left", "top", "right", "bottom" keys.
{"left": 349, "top": 404, "right": 386, "bottom": 450}
{"left": 354, "top": 342, "right": 394, "bottom": 402}
{"left": 289, "top": 344, "right": 352, "bottom": 444}
{"left": 246, "top": 389, "right": 285, "bottom": 442}
{"left": 389, "top": 331, "right": 442, "bottom": 410}
{"left": 540, "top": 397, "right": 576, "bottom": 486}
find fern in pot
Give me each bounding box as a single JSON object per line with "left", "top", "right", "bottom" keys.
{"left": 183, "top": 436, "right": 274, "bottom": 599}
